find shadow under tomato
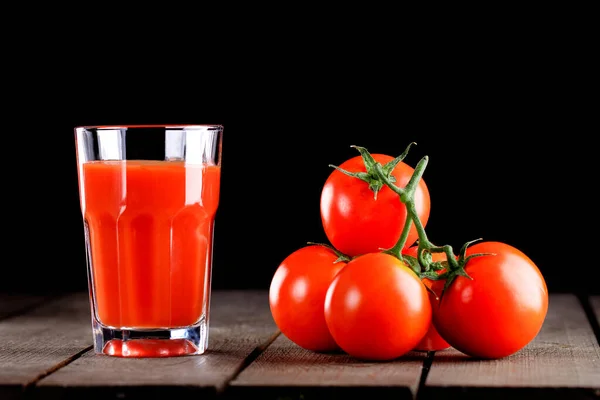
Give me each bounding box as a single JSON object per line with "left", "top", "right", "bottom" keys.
{"left": 246, "top": 347, "right": 429, "bottom": 366}
{"left": 431, "top": 350, "right": 519, "bottom": 362}
{"left": 313, "top": 348, "right": 346, "bottom": 355}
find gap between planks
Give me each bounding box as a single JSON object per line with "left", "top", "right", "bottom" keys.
{"left": 4, "top": 292, "right": 599, "bottom": 397}
{"left": 228, "top": 294, "right": 600, "bottom": 400}
{"left": 23, "top": 332, "right": 283, "bottom": 396}
{"left": 0, "top": 293, "right": 83, "bottom": 399}
{"left": 217, "top": 329, "right": 282, "bottom": 394}
{"left": 419, "top": 294, "right": 600, "bottom": 399}
{"left": 23, "top": 345, "right": 94, "bottom": 391}
{"left": 578, "top": 294, "right": 600, "bottom": 346}
{"left": 416, "top": 351, "right": 435, "bottom": 395}
{"left": 418, "top": 294, "right": 600, "bottom": 399}
{"left": 9, "top": 292, "right": 282, "bottom": 396}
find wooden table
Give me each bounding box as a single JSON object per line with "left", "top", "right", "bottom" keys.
{"left": 1, "top": 291, "right": 599, "bottom": 399}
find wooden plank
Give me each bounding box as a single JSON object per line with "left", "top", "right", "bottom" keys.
{"left": 0, "top": 293, "right": 93, "bottom": 400}
{"left": 229, "top": 333, "right": 428, "bottom": 399}
{"left": 591, "top": 296, "right": 600, "bottom": 344}
{"left": 35, "top": 290, "right": 278, "bottom": 399}
{"left": 0, "top": 294, "right": 52, "bottom": 321}
{"left": 421, "top": 294, "right": 600, "bottom": 399}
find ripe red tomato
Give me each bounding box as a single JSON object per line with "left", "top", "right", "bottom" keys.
{"left": 324, "top": 252, "right": 431, "bottom": 361}
{"left": 320, "top": 153, "right": 430, "bottom": 257}
{"left": 432, "top": 241, "right": 548, "bottom": 359}
{"left": 403, "top": 246, "right": 451, "bottom": 352}
{"left": 269, "top": 245, "right": 347, "bottom": 352}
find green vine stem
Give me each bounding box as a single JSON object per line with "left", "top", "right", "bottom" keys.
{"left": 306, "top": 241, "right": 352, "bottom": 263}
{"left": 355, "top": 144, "right": 494, "bottom": 300}
{"left": 373, "top": 156, "right": 460, "bottom": 270}
{"left": 328, "top": 143, "right": 416, "bottom": 201}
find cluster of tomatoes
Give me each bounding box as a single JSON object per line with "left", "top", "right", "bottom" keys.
{"left": 269, "top": 145, "right": 548, "bottom": 361}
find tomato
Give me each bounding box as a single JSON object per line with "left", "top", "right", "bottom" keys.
{"left": 432, "top": 241, "right": 548, "bottom": 359}
{"left": 320, "top": 153, "right": 430, "bottom": 257}
{"left": 324, "top": 252, "right": 431, "bottom": 361}
{"left": 269, "top": 245, "right": 347, "bottom": 352}
{"left": 403, "top": 246, "right": 451, "bottom": 352}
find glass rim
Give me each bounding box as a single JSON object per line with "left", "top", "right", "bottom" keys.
{"left": 75, "top": 124, "right": 223, "bottom": 131}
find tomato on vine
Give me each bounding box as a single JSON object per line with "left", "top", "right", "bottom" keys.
{"left": 324, "top": 252, "right": 431, "bottom": 361}
{"left": 432, "top": 241, "right": 548, "bottom": 359}
{"left": 269, "top": 244, "right": 348, "bottom": 352}
{"left": 370, "top": 148, "right": 548, "bottom": 359}
{"left": 320, "top": 144, "right": 430, "bottom": 257}
{"left": 270, "top": 142, "right": 548, "bottom": 362}
{"left": 403, "top": 246, "right": 451, "bottom": 352}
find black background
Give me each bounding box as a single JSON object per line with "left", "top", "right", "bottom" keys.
{"left": 2, "top": 18, "right": 595, "bottom": 296}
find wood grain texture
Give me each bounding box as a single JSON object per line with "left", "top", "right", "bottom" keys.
{"left": 35, "top": 290, "right": 277, "bottom": 399}
{"left": 229, "top": 333, "right": 428, "bottom": 400}
{"left": 421, "top": 294, "right": 600, "bottom": 399}
{"left": 0, "top": 293, "right": 92, "bottom": 399}
{"left": 3, "top": 291, "right": 599, "bottom": 399}
{"left": 0, "top": 294, "right": 52, "bottom": 321}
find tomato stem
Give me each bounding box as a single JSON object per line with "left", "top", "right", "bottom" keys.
{"left": 306, "top": 242, "right": 352, "bottom": 263}
{"left": 383, "top": 214, "right": 413, "bottom": 261}
{"left": 374, "top": 156, "right": 441, "bottom": 262}
{"left": 372, "top": 149, "right": 465, "bottom": 282}
{"left": 345, "top": 144, "right": 492, "bottom": 300}
{"left": 328, "top": 142, "right": 416, "bottom": 201}
{"left": 365, "top": 144, "right": 500, "bottom": 301}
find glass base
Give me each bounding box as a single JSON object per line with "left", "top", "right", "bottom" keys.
{"left": 92, "top": 316, "right": 208, "bottom": 358}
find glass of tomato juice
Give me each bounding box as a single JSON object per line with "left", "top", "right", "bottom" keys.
{"left": 74, "top": 125, "right": 223, "bottom": 357}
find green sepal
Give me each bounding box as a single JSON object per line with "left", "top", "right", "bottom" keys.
{"left": 329, "top": 144, "right": 416, "bottom": 200}
{"left": 430, "top": 261, "right": 447, "bottom": 271}
{"left": 438, "top": 239, "right": 497, "bottom": 303}
{"left": 381, "top": 142, "right": 416, "bottom": 175}
{"left": 420, "top": 270, "right": 443, "bottom": 281}
{"left": 400, "top": 254, "right": 421, "bottom": 276}
{"left": 422, "top": 282, "right": 439, "bottom": 300}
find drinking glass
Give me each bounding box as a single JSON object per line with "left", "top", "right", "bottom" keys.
{"left": 74, "top": 125, "right": 223, "bottom": 357}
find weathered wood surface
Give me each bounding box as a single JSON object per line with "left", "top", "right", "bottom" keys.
{"left": 0, "top": 294, "right": 92, "bottom": 400}
{"left": 0, "top": 291, "right": 599, "bottom": 399}
{"left": 229, "top": 334, "right": 428, "bottom": 400}
{"left": 421, "top": 294, "right": 600, "bottom": 399}
{"left": 35, "top": 290, "right": 278, "bottom": 399}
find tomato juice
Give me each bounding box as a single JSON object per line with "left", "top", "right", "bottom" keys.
{"left": 80, "top": 160, "right": 220, "bottom": 329}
